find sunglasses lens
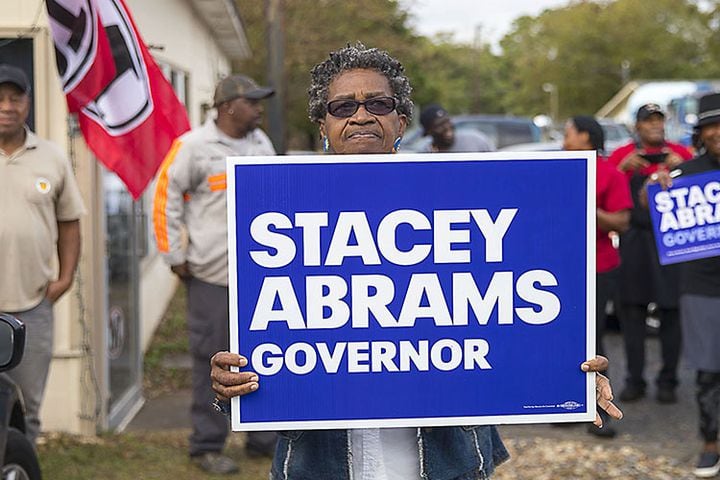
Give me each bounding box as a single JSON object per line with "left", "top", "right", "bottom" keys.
{"left": 328, "top": 100, "right": 359, "bottom": 118}
{"left": 365, "top": 97, "right": 396, "bottom": 115}
{"left": 326, "top": 97, "right": 397, "bottom": 117}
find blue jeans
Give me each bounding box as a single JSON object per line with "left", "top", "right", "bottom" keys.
{"left": 6, "top": 297, "right": 54, "bottom": 444}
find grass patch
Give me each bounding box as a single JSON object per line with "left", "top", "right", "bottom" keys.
{"left": 38, "top": 431, "right": 272, "bottom": 480}
{"left": 143, "top": 283, "right": 192, "bottom": 398}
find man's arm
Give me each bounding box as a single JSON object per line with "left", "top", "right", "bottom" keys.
{"left": 597, "top": 209, "right": 630, "bottom": 234}
{"left": 46, "top": 220, "right": 81, "bottom": 303}
{"left": 153, "top": 139, "right": 194, "bottom": 278}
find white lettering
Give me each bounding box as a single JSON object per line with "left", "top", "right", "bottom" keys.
{"left": 515, "top": 270, "right": 561, "bottom": 325}
{"left": 249, "top": 212, "right": 296, "bottom": 268}
{"left": 377, "top": 209, "right": 432, "bottom": 265}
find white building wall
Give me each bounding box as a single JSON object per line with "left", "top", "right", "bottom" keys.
{"left": 2, "top": 0, "right": 234, "bottom": 434}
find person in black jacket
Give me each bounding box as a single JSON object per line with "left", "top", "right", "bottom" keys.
{"left": 644, "top": 92, "right": 720, "bottom": 478}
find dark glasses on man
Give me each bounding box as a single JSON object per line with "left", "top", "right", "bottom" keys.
{"left": 326, "top": 96, "right": 397, "bottom": 118}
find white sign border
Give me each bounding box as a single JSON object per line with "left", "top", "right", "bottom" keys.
{"left": 227, "top": 151, "right": 597, "bottom": 431}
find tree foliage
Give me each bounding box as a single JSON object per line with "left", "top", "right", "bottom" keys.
{"left": 234, "top": 0, "right": 720, "bottom": 149}
{"left": 499, "top": 0, "right": 715, "bottom": 118}
{"left": 235, "top": 0, "right": 503, "bottom": 150}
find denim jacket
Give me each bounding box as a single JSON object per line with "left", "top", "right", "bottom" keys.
{"left": 270, "top": 426, "right": 509, "bottom": 480}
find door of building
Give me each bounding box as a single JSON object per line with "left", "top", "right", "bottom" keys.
{"left": 104, "top": 170, "right": 143, "bottom": 430}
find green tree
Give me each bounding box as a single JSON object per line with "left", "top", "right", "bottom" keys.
{"left": 234, "top": 0, "right": 505, "bottom": 149}
{"left": 236, "top": 0, "right": 421, "bottom": 150}
{"left": 499, "top": 0, "right": 713, "bottom": 120}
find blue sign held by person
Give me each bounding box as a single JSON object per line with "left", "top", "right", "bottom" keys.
{"left": 647, "top": 170, "right": 720, "bottom": 265}
{"left": 227, "top": 152, "right": 596, "bottom": 431}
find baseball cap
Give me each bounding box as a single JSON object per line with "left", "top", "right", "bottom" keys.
{"left": 0, "top": 64, "right": 31, "bottom": 93}
{"left": 213, "top": 74, "right": 274, "bottom": 107}
{"left": 636, "top": 103, "right": 665, "bottom": 122}
{"left": 420, "top": 104, "right": 450, "bottom": 132}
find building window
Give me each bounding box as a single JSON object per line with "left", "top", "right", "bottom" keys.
{"left": 159, "top": 62, "right": 190, "bottom": 109}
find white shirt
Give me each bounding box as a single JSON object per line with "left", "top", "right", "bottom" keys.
{"left": 350, "top": 428, "right": 421, "bottom": 480}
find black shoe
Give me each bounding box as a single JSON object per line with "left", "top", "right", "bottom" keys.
{"left": 656, "top": 387, "right": 677, "bottom": 404}
{"left": 191, "top": 452, "right": 239, "bottom": 474}
{"left": 587, "top": 422, "right": 617, "bottom": 438}
{"left": 619, "top": 384, "right": 645, "bottom": 402}
{"left": 693, "top": 451, "right": 720, "bottom": 478}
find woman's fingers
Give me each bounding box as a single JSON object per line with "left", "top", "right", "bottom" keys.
{"left": 581, "top": 355, "right": 608, "bottom": 373}
{"left": 210, "top": 351, "right": 258, "bottom": 399}
{"left": 596, "top": 373, "right": 623, "bottom": 420}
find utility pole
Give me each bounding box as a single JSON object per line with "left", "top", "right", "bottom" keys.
{"left": 542, "top": 82, "right": 559, "bottom": 124}
{"left": 266, "top": 0, "right": 286, "bottom": 153}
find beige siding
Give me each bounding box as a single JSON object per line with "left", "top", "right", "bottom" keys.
{"left": 3, "top": 0, "right": 234, "bottom": 435}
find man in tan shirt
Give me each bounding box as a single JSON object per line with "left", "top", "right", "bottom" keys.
{"left": 0, "top": 64, "right": 85, "bottom": 444}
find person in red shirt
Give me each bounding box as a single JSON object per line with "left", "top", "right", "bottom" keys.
{"left": 564, "top": 116, "right": 632, "bottom": 437}
{"left": 608, "top": 104, "right": 693, "bottom": 404}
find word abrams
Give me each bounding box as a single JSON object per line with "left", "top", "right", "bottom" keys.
{"left": 649, "top": 172, "right": 720, "bottom": 264}
{"left": 250, "top": 270, "right": 560, "bottom": 332}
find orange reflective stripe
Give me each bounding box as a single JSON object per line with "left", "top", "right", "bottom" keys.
{"left": 208, "top": 173, "right": 226, "bottom": 184}
{"left": 207, "top": 173, "right": 227, "bottom": 192}
{"left": 153, "top": 139, "right": 183, "bottom": 253}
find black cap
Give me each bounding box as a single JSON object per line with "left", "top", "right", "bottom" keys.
{"left": 420, "top": 104, "right": 449, "bottom": 132}
{"left": 213, "top": 74, "right": 274, "bottom": 107}
{"left": 0, "top": 64, "right": 30, "bottom": 93}
{"left": 695, "top": 92, "right": 720, "bottom": 128}
{"left": 636, "top": 103, "right": 665, "bottom": 122}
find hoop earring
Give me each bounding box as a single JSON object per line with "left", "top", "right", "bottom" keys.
{"left": 228, "top": 109, "right": 234, "bottom": 115}
{"left": 392, "top": 136, "right": 402, "bottom": 153}
{"left": 322, "top": 136, "right": 330, "bottom": 153}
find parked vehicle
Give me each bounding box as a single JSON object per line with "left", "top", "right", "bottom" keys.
{"left": 0, "top": 313, "right": 42, "bottom": 480}
{"left": 599, "top": 119, "right": 633, "bottom": 153}
{"left": 666, "top": 93, "right": 703, "bottom": 148}
{"left": 597, "top": 80, "right": 720, "bottom": 147}
{"left": 500, "top": 119, "right": 632, "bottom": 155}
{"left": 401, "top": 114, "right": 542, "bottom": 152}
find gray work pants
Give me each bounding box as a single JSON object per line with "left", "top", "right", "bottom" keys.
{"left": 186, "top": 278, "right": 275, "bottom": 456}
{"left": 6, "top": 297, "right": 54, "bottom": 444}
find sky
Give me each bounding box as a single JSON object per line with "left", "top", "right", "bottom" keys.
{"left": 401, "top": 0, "right": 572, "bottom": 49}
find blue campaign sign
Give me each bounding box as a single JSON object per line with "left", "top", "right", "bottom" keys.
{"left": 648, "top": 170, "right": 720, "bottom": 265}
{"left": 227, "top": 152, "right": 596, "bottom": 431}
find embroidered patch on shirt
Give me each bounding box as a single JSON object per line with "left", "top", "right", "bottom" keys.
{"left": 35, "top": 177, "right": 52, "bottom": 194}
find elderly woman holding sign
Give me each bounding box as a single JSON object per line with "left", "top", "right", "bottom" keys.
{"left": 210, "top": 43, "right": 622, "bottom": 480}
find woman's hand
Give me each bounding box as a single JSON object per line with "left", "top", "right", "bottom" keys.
{"left": 581, "top": 356, "right": 624, "bottom": 427}
{"left": 210, "top": 351, "right": 260, "bottom": 401}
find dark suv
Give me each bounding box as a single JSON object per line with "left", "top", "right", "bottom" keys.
{"left": 0, "top": 313, "right": 41, "bottom": 480}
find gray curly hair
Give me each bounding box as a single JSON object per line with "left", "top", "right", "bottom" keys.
{"left": 308, "top": 42, "right": 413, "bottom": 124}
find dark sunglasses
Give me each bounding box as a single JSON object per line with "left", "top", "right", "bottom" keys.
{"left": 326, "top": 96, "right": 397, "bottom": 118}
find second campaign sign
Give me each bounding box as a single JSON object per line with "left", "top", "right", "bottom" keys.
{"left": 227, "top": 152, "right": 596, "bottom": 431}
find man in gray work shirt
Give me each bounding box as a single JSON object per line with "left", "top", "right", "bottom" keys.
{"left": 153, "top": 74, "right": 277, "bottom": 475}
